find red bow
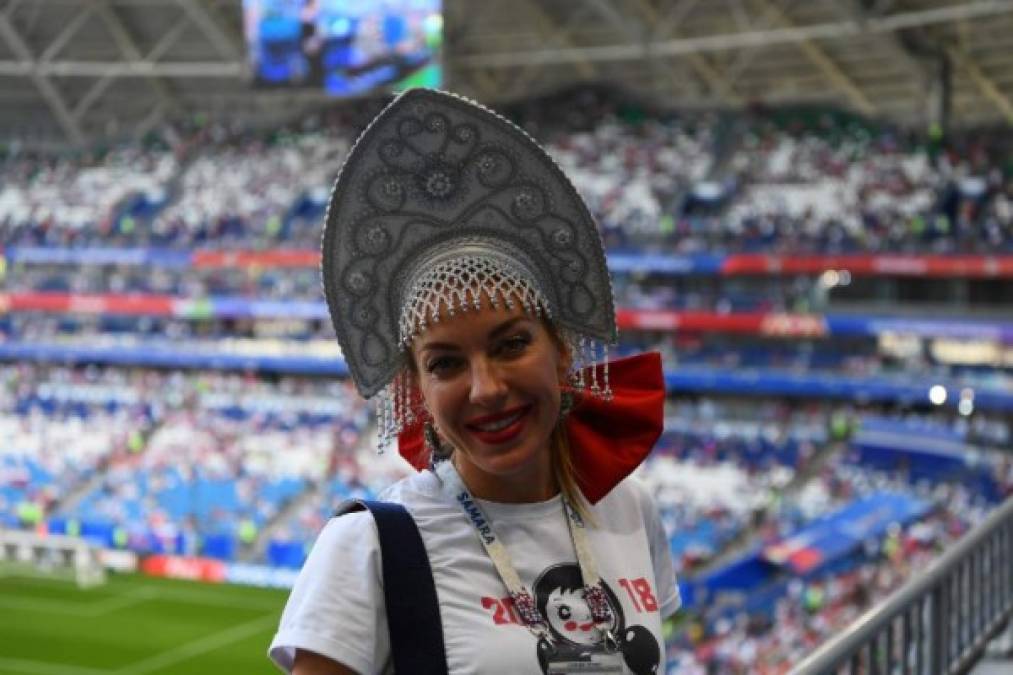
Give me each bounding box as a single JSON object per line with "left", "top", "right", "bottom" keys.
{"left": 397, "top": 352, "right": 666, "bottom": 504}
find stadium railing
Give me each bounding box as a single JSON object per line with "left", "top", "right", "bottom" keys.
{"left": 791, "top": 494, "right": 1013, "bottom": 674}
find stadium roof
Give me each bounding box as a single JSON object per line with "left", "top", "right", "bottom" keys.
{"left": 2, "top": 0, "right": 1013, "bottom": 150}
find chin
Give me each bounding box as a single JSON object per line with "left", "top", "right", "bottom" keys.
{"left": 457, "top": 431, "right": 553, "bottom": 482}
{"left": 473, "top": 439, "right": 542, "bottom": 472}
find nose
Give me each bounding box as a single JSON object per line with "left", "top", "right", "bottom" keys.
{"left": 469, "top": 357, "right": 508, "bottom": 408}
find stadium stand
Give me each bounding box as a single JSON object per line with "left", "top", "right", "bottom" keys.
{"left": 4, "top": 91, "right": 1011, "bottom": 254}
{"left": 1, "top": 80, "right": 1010, "bottom": 673}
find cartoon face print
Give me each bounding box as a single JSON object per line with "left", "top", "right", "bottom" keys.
{"left": 533, "top": 563, "right": 662, "bottom": 675}
{"left": 534, "top": 563, "right": 622, "bottom": 648}
{"left": 544, "top": 587, "right": 599, "bottom": 646}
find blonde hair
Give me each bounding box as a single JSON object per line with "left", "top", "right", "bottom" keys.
{"left": 541, "top": 318, "right": 596, "bottom": 525}
{"left": 549, "top": 419, "right": 596, "bottom": 526}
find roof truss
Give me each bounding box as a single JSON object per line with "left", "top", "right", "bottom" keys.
{"left": 1, "top": 0, "right": 1012, "bottom": 149}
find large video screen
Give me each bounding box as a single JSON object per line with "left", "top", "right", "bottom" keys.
{"left": 243, "top": 0, "right": 442, "bottom": 96}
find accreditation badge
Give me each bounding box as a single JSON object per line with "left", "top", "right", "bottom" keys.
{"left": 544, "top": 646, "right": 626, "bottom": 674}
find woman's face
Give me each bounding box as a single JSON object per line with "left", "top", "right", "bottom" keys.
{"left": 411, "top": 301, "right": 568, "bottom": 501}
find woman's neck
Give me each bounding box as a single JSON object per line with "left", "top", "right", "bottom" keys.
{"left": 451, "top": 454, "right": 558, "bottom": 504}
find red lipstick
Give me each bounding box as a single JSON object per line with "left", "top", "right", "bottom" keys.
{"left": 464, "top": 404, "right": 533, "bottom": 445}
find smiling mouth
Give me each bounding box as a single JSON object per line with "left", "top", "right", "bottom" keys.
{"left": 464, "top": 404, "right": 534, "bottom": 443}
{"left": 465, "top": 405, "right": 532, "bottom": 432}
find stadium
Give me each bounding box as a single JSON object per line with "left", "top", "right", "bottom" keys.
{"left": 0, "top": 0, "right": 1011, "bottom": 673}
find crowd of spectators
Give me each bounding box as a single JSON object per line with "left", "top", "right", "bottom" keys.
{"left": 0, "top": 111, "right": 363, "bottom": 250}
{"left": 146, "top": 128, "right": 347, "bottom": 250}
{"left": 2, "top": 88, "right": 1009, "bottom": 254}
{"left": 0, "top": 145, "right": 177, "bottom": 244}
{"left": 0, "top": 364, "right": 156, "bottom": 529}
{"left": 701, "top": 119, "right": 1012, "bottom": 255}
{"left": 0, "top": 364, "right": 368, "bottom": 558}
{"left": 667, "top": 504, "right": 982, "bottom": 673}
{"left": 6, "top": 262, "right": 322, "bottom": 300}
{"left": 647, "top": 397, "right": 1011, "bottom": 673}
{"left": 664, "top": 453, "right": 1010, "bottom": 673}
{"left": 543, "top": 115, "right": 712, "bottom": 244}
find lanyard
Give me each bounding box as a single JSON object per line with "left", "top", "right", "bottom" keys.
{"left": 433, "top": 460, "right": 617, "bottom": 649}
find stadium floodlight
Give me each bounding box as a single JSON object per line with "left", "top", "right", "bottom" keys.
{"left": 819, "top": 270, "right": 840, "bottom": 288}
{"left": 958, "top": 388, "right": 975, "bottom": 416}
{"left": 928, "top": 385, "right": 948, "bottom": 406}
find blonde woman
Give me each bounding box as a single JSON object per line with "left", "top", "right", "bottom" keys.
{"left": 270, "top": 89, "right": 679, "bottom": 675}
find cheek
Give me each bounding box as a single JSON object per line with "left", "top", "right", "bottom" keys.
{"left": 421, "top": 381, "right": 466, "bottom": 428}
{"left": 536, "top": 379, "right": 562, "bottom": 422}
{"left": 524, "top": 355, "right": 564, "bottom": 405}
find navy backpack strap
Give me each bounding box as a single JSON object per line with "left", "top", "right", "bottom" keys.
{"left": 338, "top": 499, "right": 448, "bottom": 674}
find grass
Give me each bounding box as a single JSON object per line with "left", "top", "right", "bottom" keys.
{"left": 0, "top": 572, "right": 288, "bottom": 675}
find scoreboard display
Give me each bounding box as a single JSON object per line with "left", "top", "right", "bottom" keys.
{"left": 243, "top": 0, "right": 442, "bottom": 95}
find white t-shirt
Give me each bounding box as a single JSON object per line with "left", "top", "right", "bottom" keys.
{"left": 269, "top": 470, "right": 680, "bottom": 675}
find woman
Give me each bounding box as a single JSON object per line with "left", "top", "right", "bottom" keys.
{"left": 269, "top": 88, "right": 679, "bottom": 674}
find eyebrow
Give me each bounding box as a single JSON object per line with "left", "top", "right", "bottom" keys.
{"left": 417, "top": 317, "right": 531, "bottom": 354}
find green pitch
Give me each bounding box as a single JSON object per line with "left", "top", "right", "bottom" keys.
{"left": 0, "top": 572, "right": 288, "bottom": 675}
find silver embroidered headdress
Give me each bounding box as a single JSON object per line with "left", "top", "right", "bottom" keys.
{"left": 321, "top": 88, "right": 617, "bottom": 446}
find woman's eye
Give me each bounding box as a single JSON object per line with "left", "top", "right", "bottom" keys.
{"left": 499, "top": 334, "right": 531, "bottom": 355}
{"left": 557, "top": 605, "right": 571, "bottom": 620}
{"left": 426, "top": 357, "right": 460, "bottom": 374}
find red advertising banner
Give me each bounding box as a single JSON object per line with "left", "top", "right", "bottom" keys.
{"left": 6, "top": 292, "right": 176, "bottom": 315}
{"left": 721, "top": 254, "right": 1013, "bottom": 278}
{"left": 141, "top": 555, "right": 227, "bottom": 583}
{"left": 193, "top": 250, "right": 321, "bottom": 268}
{"left": 616, "top": 310, "right": 828, "bottom": 337}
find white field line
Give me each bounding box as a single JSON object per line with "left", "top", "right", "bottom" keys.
{"left": 118, "top": 584, "right": 283, "bottom": 612}
{"left": 111, "top": 614, "right": 278, "bottom": 675}
{"left": 87, "top": 587, "right": 158, "bottom": 616}
{"left": 0, "top": 656, "right": 110, "bottom": 675}
{"left": 0, "top": 595, "right": 97, "bottom": 616}
{"left": 0, "top": 580, "right": 280, "bottom": 615}
{"left": 0, "top": 587, "right": 154, "bottom": 617}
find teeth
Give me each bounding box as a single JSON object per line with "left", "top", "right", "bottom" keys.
{"left": 475, "top": 410, "right": 524, "bottom": 432}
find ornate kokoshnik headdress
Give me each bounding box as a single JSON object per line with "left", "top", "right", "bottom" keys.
{"left": 321, "top": 88, "right": 620, "bottom": 449}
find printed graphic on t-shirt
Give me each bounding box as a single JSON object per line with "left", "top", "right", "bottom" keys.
{"left": 531, "top": 563, "right": 661, "bottom": 675}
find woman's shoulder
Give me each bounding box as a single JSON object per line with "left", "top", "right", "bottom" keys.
{"left": 592, "top": 475, "right": 662, "bottom": 530}
{"left": 597, "top": 474, "right": 654, "bottom": 510}
{"left": 329, "top": 469, "right": 452, "bottom": 533}
{"left": 313, "top": 506, "right": 378, "bottom": 556}
{"left": 376, "top": 468, "right": 442, "bottom": 507}
{"left": 310, "top": 471, "right": 441, "bottom": 564}
{"left": 315, "top": 472, "right": 439, "bottom": 546}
